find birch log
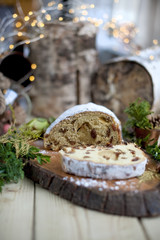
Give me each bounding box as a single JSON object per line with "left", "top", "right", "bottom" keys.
{"left": 92, "top": 47, "right": 160, "bottom": 123}
{"left": 29, "top": 21, "right": 98, "bottom": 118}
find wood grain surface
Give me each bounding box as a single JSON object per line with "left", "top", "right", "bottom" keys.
{"left": 24, "top": 141, "right": 160, "bottom": 217}
{"left": 91, "top": 61, "right": 153, "bottom": 123}
{"left": 1, "top": 177, "right": 160, "bottom": 240}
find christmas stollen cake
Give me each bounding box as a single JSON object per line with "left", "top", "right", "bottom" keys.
{"left": 44, "top": 102, "right": 122, "bottom": 151}
{"left": 59, "top": 143, "right": 148, "bottom": 180}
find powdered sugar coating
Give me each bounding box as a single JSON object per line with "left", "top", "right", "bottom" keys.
{"left": 61, "top": 154, "right": 147, "bottom": 180}
{"left": 60, "top": 144, "right": 148, "bottom": 180}
{"left": 45, "top": 102, "right": 121, "bottom": 134}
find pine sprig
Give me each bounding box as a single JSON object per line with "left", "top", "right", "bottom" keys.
{"left": 0, "top": 118, "right": 54, "bottom": 192}
{"left": 123, "top": 98, "right": 160, "bottom": 163}
{"left": 146, "top": 142, "right": 160, "bottom": 161}
{"left": 124, "top": 98, "right": 153, "bottom": 130}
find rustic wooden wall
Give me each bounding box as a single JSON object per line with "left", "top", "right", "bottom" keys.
{"left": 29, "top": 21, "right": 98, "bottom": 118}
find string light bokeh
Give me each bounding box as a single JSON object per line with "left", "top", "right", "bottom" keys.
{"left": 0, "top": 0, "right": 159, "bottom": 68}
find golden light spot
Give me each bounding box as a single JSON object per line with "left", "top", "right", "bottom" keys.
{"left": 31, "top": 63, "right": 37, "bottom": 69}
{"left": 111, "top": 18, "right": 117, "bottom": 23}
{"left": 17, "top": 32, "right": 23, "bottom": 37}
{"left": 28, "top": 11, "right": 33, "bottom": 16}
{"left": 113, "top": 29, "right": 119, "bottom": 38}
{"left": 31, "top": 20, "right": 37, "bottom": 27}
{"left": 58, "top": 3, "right": 63, "bottom": 10}
{"left": 73, "top": 17, "right": 79, "bottom": 23}
{"left": 0, "top": 36, "right": 5, "bottom": 41}
{"left": 149, "top": 55, "right": 154, "bottom": 60}
{"left": 12, "top": 13, "right": 17, "bottom": 18}
{"left": 24, "top": 16, "right": 30, "bottom": 21}
{"left": 45, "top": 14, "right": 51, "bottom": 21}
{"left": 90, "top": 4, "right": 95, "bottom": 8}
{"left": 48, "top": 1, "right": 55, "bottom": 7}
{"left": 82, "top": 10, "right": 88, "bottom": 16}
{"left": 31, "top": 22, "right": 36, "bottom": 27}
{"left": 16, "top": 21, "right": 22, "bottom": 28}
{"left": 59, "top": 17, "right": 63, "bottom": 21}
{"left": 135, "top": 50, "right": 140, "bottom": 55}
{"left": 9, "top": 44, "right": 14, "bottom": 49}
{"left": 41, "top": 9, "right": 46, "bottom": 13}
{"left": 29, "top": 75, "right": 35, "bottom": 81}
{"left": 124, "top": 38, "right": 129, "bottom": 44}
{"left": 94, "top": 22, "right": 100, "bottom": 27}
{"left": 37, "top": 22, "right": 45, "bottom": 27}
{"left": 80, "top": 16, "right": 85, "bottom": 21}
{"left": 81, "top": 5, "right": 86, "bottom": 9}
{"left": 40, "top": 34, "right": 44, "bottom": 39}
{"left": 110, "top": 22, "right": 115, "bottom": 29}
{"left": 153, "top": 39, "right": 158, "bottom": 45}
{"left": 114, "top": 0, "right": 119, "bottom": 3}
{"left": 69, "top": 9, "right": 74, "bottom": 14}
{"left": 25, "top": 40, "right": 30, "bottom": 44}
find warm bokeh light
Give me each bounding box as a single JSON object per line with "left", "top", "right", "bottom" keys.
{"left": 57, "top": 3, "right": 63, "bottom": 10}
{"left": 28, "top": 11, "right": 33, "bottom": 16}
{"left": 25, "top": 40, "right": 30, "bottom": 44}
{"left": 69, "top": 9, "right": 74, "bottom": 14}
{"left": 40, "top": 34, "right": 44, "bottom": 39}
{"left": 82, "top": 10, "right": 88, "bottom": 16}
{"left": 124, "top": 38, "right": 130, "bottom": 43}
{"left": 41, "top": 9, "right": 46, "bottom": 13}
{"left": 45, "top": 14, "right": 51, "bottom": 21}
{"left": 12, "top": 13, "right": 18, "bottom": 18}
{"left": 73, "top": 17, "right": 79, "bottom": 23}
{"left": 15, "top": 22, "right": 22, "bottom": 28}
{"left": 17, "top": 32, "right": 23, "bottom": 37}
{"left": 81, "top": 5, "right": 86, "bottom": 10}
{"left": 149, "top": 55, "right": 154, "bottom": 60}
{"left": 9, "top": 44, "right": 14, "bottom": 49}
{"left": 31, "top": 63, "right": 37, "bottom": 69}
{"left": 29, "top": 75, "right": 35, "bottom": 81}
{"left": 90, "top": 4, "right": 95, "bottom": 8}
{"left": 24, "top": 16, "right": 30, "bottom": 22}
{"left": 153, "top": 39, "right": 158, "bottom": 45}
{"left": 0, "top": 36, "right": 5, "bottom": 41}
{"left": 48, "top": 1, "right": 55, "bottom": 7}
{"left": 37, "top": 22, "right": 45, "bottom": 28}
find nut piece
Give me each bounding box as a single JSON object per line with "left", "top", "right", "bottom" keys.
{"left": 91, "top": 129, "right": 97, "bottom": 139}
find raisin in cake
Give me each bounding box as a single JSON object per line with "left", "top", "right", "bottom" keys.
{"left": 44, "top": 102, "right": 122, "bottom": 151}
{"left": 59, "top": 143, "right": 148, "bottom": 180}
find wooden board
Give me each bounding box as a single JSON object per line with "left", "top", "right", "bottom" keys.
{"left": 24, "top": 140, "right": 160, "bottom": 217}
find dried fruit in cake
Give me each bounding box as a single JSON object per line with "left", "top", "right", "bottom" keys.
{"left": 44, "top": 102, "right": 122, "bottom": 151}
{"left": 59, "top": 143, "right": 148, "bottom": 180}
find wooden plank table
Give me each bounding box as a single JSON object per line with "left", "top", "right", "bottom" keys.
{"left": 0, "top": 177, "right": 160, "bottom": 240}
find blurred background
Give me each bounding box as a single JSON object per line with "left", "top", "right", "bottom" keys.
{"left": 0, "top": 0, "right": 160, "bottom": 60}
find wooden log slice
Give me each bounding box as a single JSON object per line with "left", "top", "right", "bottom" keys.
{"left": 91, "top": 60, "right": 153, "bottom": 124}
{"left": 24, "top": 140, "right": 160, "bottom": 217}
{"left": 92, "top": 47, "right": 160, "bottom": 124}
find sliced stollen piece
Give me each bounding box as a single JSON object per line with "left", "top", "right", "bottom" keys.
{"left": 44, "top": 102, "right": 122, "bottom": 151}
{"left": 59, "top": 143, "right": 148, "bottom": 180}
